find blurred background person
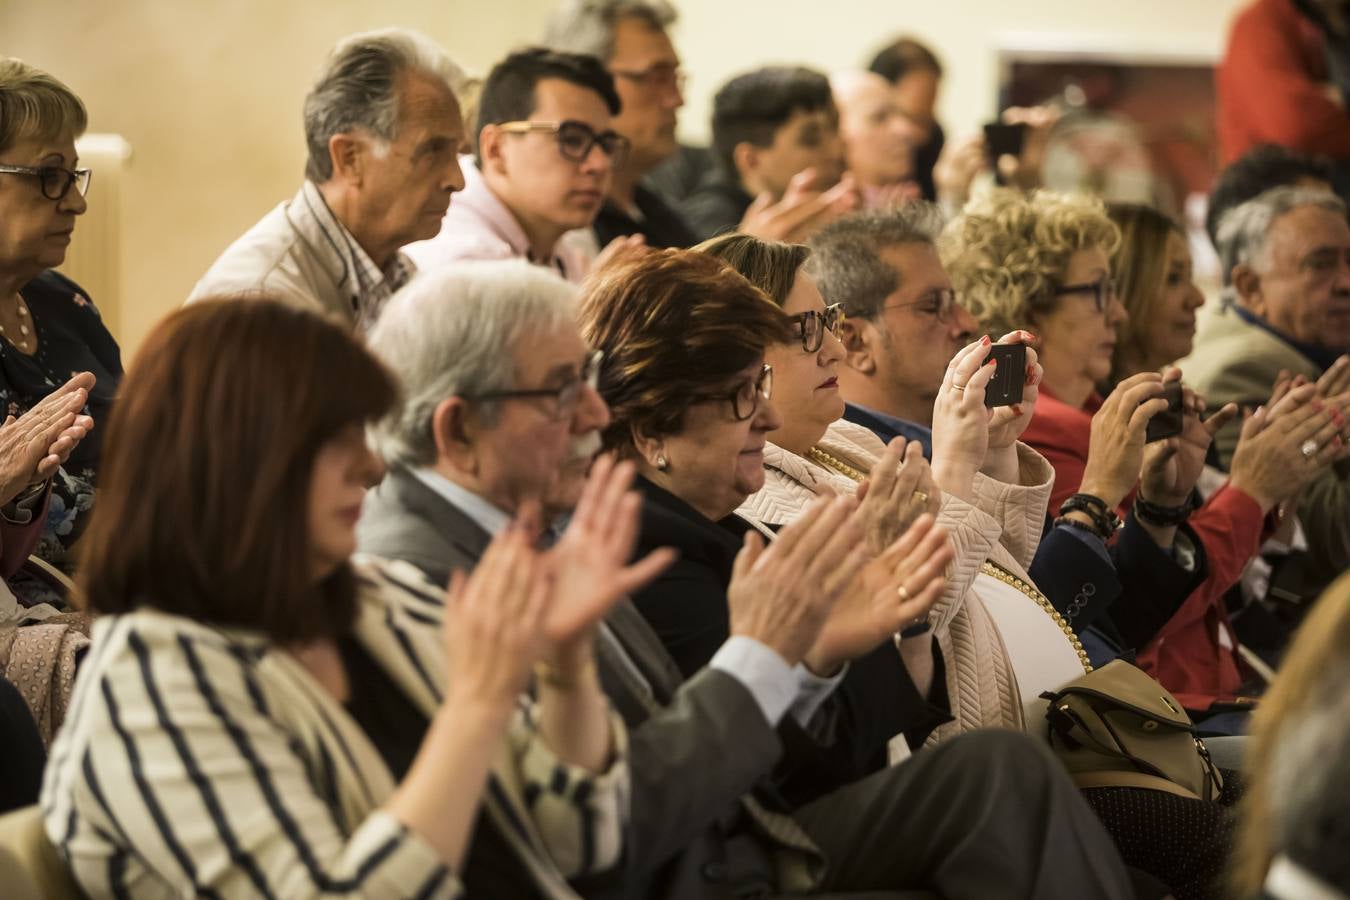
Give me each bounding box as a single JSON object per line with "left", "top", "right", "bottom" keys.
{"left": 867, "top": 36, "right": 946, "bottom": 202}
{"left": 830, "top": 70, "right": 925, "bottom": 210}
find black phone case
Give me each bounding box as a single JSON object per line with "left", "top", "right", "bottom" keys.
{"left": 983, "top": 343, "right": 1026, "bottom": 408}
{"left": 1145, "top": 381, "right": 1184, "bottom": 443}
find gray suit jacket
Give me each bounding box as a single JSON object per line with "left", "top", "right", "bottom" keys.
{"left": 357, "top": 465, "right": 796, "bottom": 899}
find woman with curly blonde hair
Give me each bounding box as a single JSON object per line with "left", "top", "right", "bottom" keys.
{"left": 943, "top": 189, "right": 1333, "bottom": 716}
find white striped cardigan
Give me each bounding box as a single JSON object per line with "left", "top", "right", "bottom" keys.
{"left": 40, "top": 558, "right": 629, "bottom": 899}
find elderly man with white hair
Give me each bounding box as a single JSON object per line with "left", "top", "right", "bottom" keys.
{"left": 188, "top": 28, "right": 469, "bottom": 331}
{"left": 1181, "top": 185, "right": 1350, "bottom": 603}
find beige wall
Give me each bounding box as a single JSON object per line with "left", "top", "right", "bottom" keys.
{"left": 3, "top": 0, "right": 1248, "bottom": 358}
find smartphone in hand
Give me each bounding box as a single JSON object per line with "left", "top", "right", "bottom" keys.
{"left": 983, "top": 343, "right": 1027, "bottom": 408}
{"left": 1145, "top": 381, "right": 1184, "bottom": 443}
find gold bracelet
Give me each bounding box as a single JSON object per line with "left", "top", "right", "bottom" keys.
{"left": 533, "top": 657, "right": 597, "bottom": 691}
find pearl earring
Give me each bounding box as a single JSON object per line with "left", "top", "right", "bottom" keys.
{"left": 656, "top": 455, "right": 668, "bottom": 471}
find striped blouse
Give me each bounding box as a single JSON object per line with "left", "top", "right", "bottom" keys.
{"left": 40, "top": 559, "right": 629, "bottom": 899}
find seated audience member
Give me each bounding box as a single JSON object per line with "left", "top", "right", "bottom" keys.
{"left": 1218, "top": 0, "right": 1350, "bottom": 193}
{"left": 868, "top": 36, "right": 945, "bottom": 202}
{"left": 43, "top": 299, "right": 631, "bottom": 898}
{"left": 1204, "top": 144, "right": 1334, "bottom": 251}
{"left": 1236, "top": 573, "right": 1350, "bottom": 898}
{"left": 544, "top": 0, "right": 697, "bottom": 249}
{"left": 189, "top": 29, "right": 468, "bottom": 331}
{"left": 0, "top": 60, "right": 122, "bottom": 586}
{"left": 944, "top": 189, "right": 1339, "bottom": 713}
{"left": 574, "top": 246, "right": 1140, "bottom": 899}
{"left": 403, "top": 49, "right": 627, "bottom": 282}
{"left": 681, "top": 66, "right": 853, "bottom": 241}
{"left": 812, "top": 210, "right": 1201, "bottom": 663}
{"left": 831, "top": 70, "right": 926, "bottom": 210}
{"left": 1180, "top": 187, "right": 1350, "bottom": 602}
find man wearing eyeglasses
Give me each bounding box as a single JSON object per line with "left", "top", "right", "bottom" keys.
{"left": 404, "top": 48, "right": 630, "bottom": 283}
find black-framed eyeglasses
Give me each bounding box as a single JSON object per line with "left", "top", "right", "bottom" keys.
{"left": 497, "top": 120, "right": 631, "bottom": 168}
{"left": 792, "top": 303, "right": 845, "bottom": 353}
{"left": 469, "top": 350, "right": 603, "bottom": 421}
{"left": 691, "top": 364, "right": 773, "bottom": 422}
{"left": 0, "top": 164, "right": 92, "bottom": 201}
{"left": 609, "top": 64, "right": 686, "bottom": 94}
{"left": 878, "top": 287, "right": 959, "bottom": 323}
{"left": 1054, "top": 277, "right": 1117, "bottom": 314}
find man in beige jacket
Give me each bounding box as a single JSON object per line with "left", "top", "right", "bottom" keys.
{"left": 188, "top": 27, "right": 468, "bottom": 332}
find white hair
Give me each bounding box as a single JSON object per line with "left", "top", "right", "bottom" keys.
{"left": 1216, "top": 185, "right": 1346, "bottom": 288}
{"left": 367, "top": 259, "right": 579, "bottom": 467}
{"left": 303, "top": 27, "right": 471, "bottom": 183}
{"left": 542, "top": 0, "right": 677, "bottom": 61}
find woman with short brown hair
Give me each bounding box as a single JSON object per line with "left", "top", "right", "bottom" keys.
{"left": 43, "top": 298, "right": 633, "bottom": 899}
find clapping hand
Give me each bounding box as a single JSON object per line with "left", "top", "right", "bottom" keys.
{"left": 1229, "top": 383, "right": 1349, "bottom": 513}
{"left": 0, "top": 371, "right": 96, "bottom": 504}
{"left": 739, "top": 169, "right": 861, "bottom": 244}
{"left": 855, "top": 437, "right": 940, "bottom": 557}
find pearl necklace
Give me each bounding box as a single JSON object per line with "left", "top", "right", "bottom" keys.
{"left": 0, "top": 295, "right": 33, "bottom": 352}
{"left": 805, "top": 446, "right": 867, "bottom": 482}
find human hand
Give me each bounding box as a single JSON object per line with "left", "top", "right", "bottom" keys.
{"left": 442, "top": 525, "right": 552, "bottom": 721}
{"left": 739, "top": 169, "right": 861, "bottom": 244}
{"left": 930, "top": 336, "right": 999, "bottom": 496}
{"left": 1076, "top": 372, "right": 1168, "bottom": 509}
{"left": 542, "top": 455, "right": 677, "bottom": 671}
{"left": 986, "top": 330, "right": 1043, "bottom": 450}
{"left": 0, "top": 372, "right": 96, "bottom": 504}
{"left": 1138, "top": 370, "right": 1240, "bottom": 507}
{"left": 592, "top": 233, "right": 647, "bottom": 275}
{"left": 804, "top": 514, "right": 953, "bottom": 673}
{"left": 1315, "top": 355, "right": 1350, "bottom": 402}
{"left": 997, "top": 105, "right": 1060, "bottom": 191}
{"left": 860, "top": 180, "right": 922, "bottom": 211}
{"left": 726, "top": 495, "right": 867, "bottom": 668}
{"left": 855, "top": 437, "right": 938, "bottom": 556}
{"left": 1229, "top": 384, "right": 1348, "bottom": 512}
{"left": 933, "top": 132, "right": 988, "bottom": 208}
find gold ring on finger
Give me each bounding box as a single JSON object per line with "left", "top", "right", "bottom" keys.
{"left": 911, "top": 490, "right": 929, "bottom": 505}
{"left": 950, "top": 384, "right": 966, "bottom": 393}
{"left": 897, "top": 585, "right": 912, "bottom": 603}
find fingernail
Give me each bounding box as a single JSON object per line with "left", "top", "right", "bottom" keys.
{"left": 1022, "top": 331, "right": 1037, "bottom": 341}
{"left": 1312, "top": 399, "right": 1325, "bottom": 412}
{"left": 1012, "top": 404, "right": 1024, "bottom": 416}
{"left": 982, "top": 335, "right": 991, "bottom": 345}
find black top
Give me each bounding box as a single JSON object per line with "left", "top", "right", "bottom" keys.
{"left": 337, "top": 636, "right": 546, "bottom": 900}
{"left": 913, "top": 121, "right": 946, "bottom": 202}
{"left": 0, "top": 674, "right": 44, "bottom": 815}
{"left": 8, "top": 271, "right": 122, "bottom": 573}
{"left": 593, "top": 184, "right": 698, "bottom": 250}
{"left": 629, "top": 476, "right": 949, "bottom": 807}
{"left": 678, "top": 169, "right": 754, "bottom": 242}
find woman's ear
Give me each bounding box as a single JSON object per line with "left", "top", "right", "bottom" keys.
{"left": 840, "top": 318, "right": 877, "bottom": 375}
{"left": 630, "top": 425, "right": 669, "bottom": 471}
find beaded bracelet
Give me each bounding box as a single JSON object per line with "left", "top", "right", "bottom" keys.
{"left": 1058, "top": 493, "right": 1122, "bottom": 540}
{"left": 1134, "top": 491, "right": 1201, "bottom": 527}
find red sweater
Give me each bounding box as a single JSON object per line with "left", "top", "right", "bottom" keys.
{"left": 1023, "top": 388, "right": 1265, "bottom": 707}
{"left": 1217, "top": 0, "right": 1350, "bottom": 163}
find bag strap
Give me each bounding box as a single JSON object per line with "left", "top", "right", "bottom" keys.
{"left": 1071, "top": 769, "right": 1203, "bottom": 801}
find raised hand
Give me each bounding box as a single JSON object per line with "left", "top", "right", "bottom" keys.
{"left": 1316, "top": 355, "right": 1350, "bottom": 400}
{"left": 804, "top": 514, "right": 954, "bottom": 674}
{"left": 542, "top": 455, "right": 677, "bottom": 656}
{"left": 726, "top": 495, "right": 867, "bottom": 668}
{"left": 442, "top": 525, "right": 552, "bottom": 718}
{"left": 986, "top": 331, "right": 1042, "bottom": 451}
{"left": 930, "top": 336, "right": 1000, "bottom": 498}
{"left": 1076, "top": 371, "right": 1168, "bottom": 509}
{"left": 1139, "top": 370, "right": 1239, "bottom": 507}
{"left": 738, "top": 169, "right": 861, "bottom": 244}
{"left": 0, "top": 371, "right": 96, "bottom": 504}
{"left": 1230, "top": 383, "right": 1349, "bottom": 513}
{"left": 855, "top": 437, "right": 937, "bottom": 556}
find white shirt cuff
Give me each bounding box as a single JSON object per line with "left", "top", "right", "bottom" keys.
{"left": 788, "top": 660, "right": 848, "bottom": 726}
{"left": 709, "top": 635, "right": 799, "bottom": 727}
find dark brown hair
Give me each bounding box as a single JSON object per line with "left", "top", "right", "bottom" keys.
{"left": 78, "top": 299, "right": 399, "bottom": 643}
{"left": 695, "top": 232, "right": 810, "bottom": 308}
{"left": 578, "top": 247, "right": 792, "bottom": 454}
{"left": 1107, "top": 203, "right": 1181, "bottom": 382}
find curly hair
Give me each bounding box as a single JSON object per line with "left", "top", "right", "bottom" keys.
{"left": 939, "top": 189, "right": 1121, "bottom": 337}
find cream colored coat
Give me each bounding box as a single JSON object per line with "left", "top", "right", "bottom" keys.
{"left": 737, "top": 420, "right": 1069, "bottom": 742}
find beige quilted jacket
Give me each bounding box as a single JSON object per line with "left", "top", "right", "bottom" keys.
{"left": 737, "top": 419, "right": 1058, "bottom": 742}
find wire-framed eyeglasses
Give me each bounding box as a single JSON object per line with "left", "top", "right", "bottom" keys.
{"left": 469, "top": 350, "right": 603, "bottom": 421}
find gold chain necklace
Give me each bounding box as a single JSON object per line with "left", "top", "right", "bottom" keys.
{"left": 806, "top": 446, "right": 867, "bottom": 482}
{"left": 981, "top": 560, "right": 1093, "bottom": 674}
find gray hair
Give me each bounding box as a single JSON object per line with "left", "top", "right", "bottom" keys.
{"left": 1216, "top": 185, "right": 1347, "bottom": 287}
{"left": 806, "top": 204, "right": 946, "bottom": 318}
{"left": 0, "top": 57, "right": 87, "bottom": 154}
{"left": 367, "top": 259, "right": 579, "bottom": 467}
{"left": 303, "top": 27, "right": 469, "bottom": 183}
{"left": 542, "top": 0, "right": 677, "bottom": 61}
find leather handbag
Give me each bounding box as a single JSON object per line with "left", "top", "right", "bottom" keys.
{"left": 1040, "top": 660, "right": 1225, "bottom": 801}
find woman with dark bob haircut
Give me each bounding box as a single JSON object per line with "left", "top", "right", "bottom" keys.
{"left": 42, "top": 299, "right": 634, "bottom": 899}
{"left": 579, "top": 248, "right": 1137, "bottom": 900}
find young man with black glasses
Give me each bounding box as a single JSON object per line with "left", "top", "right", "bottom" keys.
{"left": 404, "top": 48, "right": 629, "bottom": 283}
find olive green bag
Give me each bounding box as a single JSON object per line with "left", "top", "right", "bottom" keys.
{"left": 1040, "top": 660, "right": 1226, "bottom": 801}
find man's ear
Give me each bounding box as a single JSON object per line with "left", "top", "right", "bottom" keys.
{"left": 327, "top": 132, "right": 367, "bottom": 186}
{"left": 1231, "top": 263, "right": 1264, "bottom": 315}
{"left": 840, "top": 317, "right": 878, "bottom": 376}
{"left": 732, "top": 141, "right": 761, "bottom": 189}
{"left": 432, "top": 397, "right": 480, "bottom": 472}
{"left": 478, "top": 124, "right": 506, "bottom": 176}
